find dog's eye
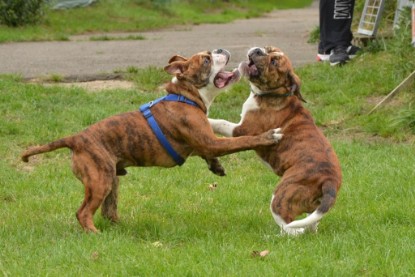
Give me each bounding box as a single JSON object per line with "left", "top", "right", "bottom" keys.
{"left": 271, "top": 59, "right": 278, "bottom": 66}
{"left": 204, "top": 57, "right": 210, "bottom": 65}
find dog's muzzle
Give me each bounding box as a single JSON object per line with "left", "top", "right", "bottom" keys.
{"left": 213, "top": 48, "right": 231, "bottom": 65}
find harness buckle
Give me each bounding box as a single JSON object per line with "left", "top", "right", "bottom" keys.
{"left": 178, "top": 95, "right": 185, "bottom": 103}
{"left": 142, "top": 108, "right": 153, "bottom": 119}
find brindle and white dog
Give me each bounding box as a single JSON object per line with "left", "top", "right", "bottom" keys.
{"left": 21, "top": 49, "right": 283, "bottom": 233}
{"left": 209, "top": 46, "right": 342, "bottom": 235}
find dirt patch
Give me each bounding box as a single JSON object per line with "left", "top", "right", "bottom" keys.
{"left": 27, "top": 73, "right": 135, "bottom": 92}
{"left": 44, "top": 80, "right": 135, "bottom": 92}
{"left": 366, "top": 95, "right": 405, "bottom": 109}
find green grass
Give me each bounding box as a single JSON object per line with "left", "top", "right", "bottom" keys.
{"left": 0, "top": 0, "right": 313, "bottom": 42}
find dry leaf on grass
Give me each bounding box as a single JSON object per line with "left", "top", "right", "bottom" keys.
{"left": 251, "top": 250, "right": 270, "bottom": 258}
{"left": 90, "top": 251, "right": 99, "bottom": 261}
{"left": 152, "top": 241, "right": 163, "bottom": 247}
{"left": 208, "top": 182, "right": 218, "bottom": 191}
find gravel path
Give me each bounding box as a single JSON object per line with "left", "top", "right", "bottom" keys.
{"left": 0, "top": 2, "right": 318, "bottom": 78}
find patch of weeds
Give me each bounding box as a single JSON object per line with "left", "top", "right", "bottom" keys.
{"left": 89, "top": 35, "right": 112, "bottom": 41}
{"left": 135, "top": 0, "right": 174, "bottom": 16}
{"left": 366, "top": 7, "right": 414, "bottom": 65}
{"left": 53, "top": 34, "right": 70, "bottom": 41}
{"left": 0, "top": 74, "right": 22, "bottom": 82}
{"left": 0, "top": 0, "right": 45, "bottom": 27}
{"left": 113, "top": 68, "right": 124, "bottom": 74}
{"left": 390, "top": 103, "right": 415, "bottom": 134}
{"left": 308, "top": 25, "right": 319, "bottom": 43}
{"left": 126, "top": 66, "right": 170, "bottom": 92}
{"left": 1, "top": 192, "right": 16, "bottom": 202}
{"left": 89, "top": 34, "right": 145, "bottom": 41}
{"left": 126, "top": 66, "right": 139, "bottom": 74}
{"left": 125, "top": 34, "right": 145, "bottom": 40}
{"left": 48, "top": 74, "right": 63, "bottom": 83}
{"left": 381, "top": 8, "right": 415, "bottom": 133}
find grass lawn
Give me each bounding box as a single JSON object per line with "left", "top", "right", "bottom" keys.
{"left": 1, "top": 39, "right": 414, "bottom": 275}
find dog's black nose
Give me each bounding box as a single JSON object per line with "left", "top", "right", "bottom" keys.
{"left": 213, "top": 48, "right": 231, "bottom": 64}
{"left": 249, "top": 48, "right": 264, "bottom": 58}
{"left": 214, "top": 48, "right": 229, "bottom": 56}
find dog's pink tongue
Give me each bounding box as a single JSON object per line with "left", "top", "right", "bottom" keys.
{"left": 214, "top": 71, "right": 234, "bottom": 88}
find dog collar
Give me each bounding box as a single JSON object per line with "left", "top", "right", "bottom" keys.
{"left": 251, "top": 89, "right": 293, "bottom": 98}
{"left": 139, "top": 94, "right": 200, "bottom": 166}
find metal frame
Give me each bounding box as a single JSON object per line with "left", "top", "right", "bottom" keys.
{"left": 357, "top": 0, "right": 386, "bottom": 37}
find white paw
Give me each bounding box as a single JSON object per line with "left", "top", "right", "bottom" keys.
{"left": 307, "top": 222, "right": 319, "bottom": 233}
{"left": 238, "top": 61, "right": 250, "bottom": 77}
{"left": 282, "top": 226, "right": 305, "bottom": 236}
{"left": 272, "top": 128, "right": 283, "bottom": 142}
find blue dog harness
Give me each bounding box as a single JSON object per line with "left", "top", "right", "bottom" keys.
{"left": 139, "top": 94, "right": 201, "bottom": 166}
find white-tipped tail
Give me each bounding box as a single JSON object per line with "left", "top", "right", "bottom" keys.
{"left": 285, "top": 210, "right": 324, "bottom": 229}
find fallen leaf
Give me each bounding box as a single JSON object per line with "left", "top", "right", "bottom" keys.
{"left": 251, "top": 249, "right": 270, "bottom": 258}
{"left": 208, "top": 182, "right": 218, "bottom": 191}
{"left": 260, "top": 250, "right": 270, "bottom": 257}
{"left": 91, "top": 251, "right": 99, "bottom": 261}
{"left": 152, "top": 241, "right": 163, "bottom": 247}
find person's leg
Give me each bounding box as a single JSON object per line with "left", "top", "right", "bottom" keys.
{"left": 318, "top": 0, "right": 357, "bottom": 63}
{"left": 318, "top": 0, "right": 331, "bottom": 55}
{"left": 320, "top": 0, "right": 355, "bottom": 51}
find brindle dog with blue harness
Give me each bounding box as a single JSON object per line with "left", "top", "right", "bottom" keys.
{"left": 21, "top": 49, "right": 283, "bottom": 233}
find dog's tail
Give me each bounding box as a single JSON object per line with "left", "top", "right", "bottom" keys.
{"left": 285, "top": 181, "right": 338, "bottom": 229}
{"left": 21, "top": 137, "right": 74, "bottom": 162}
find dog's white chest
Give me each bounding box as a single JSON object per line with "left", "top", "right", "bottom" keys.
{"left": 240, "top": 92, "right": 259, "bottom": 122}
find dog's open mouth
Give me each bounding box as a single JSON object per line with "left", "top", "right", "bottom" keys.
{"left": 239, "top": 59, "right": 259, "bottom": 78}
{"left": 247, "top": 59, "right": 259, "bottom": 76}
{"left": 214, "top": 69, "right": 240, "bottom": 88}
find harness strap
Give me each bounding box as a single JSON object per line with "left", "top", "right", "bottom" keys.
{"left": 139, "top": 94, "right": 200, "bottom": 166}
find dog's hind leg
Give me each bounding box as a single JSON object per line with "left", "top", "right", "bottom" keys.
{"left": 306, "top": 214, "right": 319, "bottom": 233}
{"left": 72, "top": 153, "right": 114, "bottom": 232}
{"left": 270, "top": 194, "right": 305, "bottom": 236}
{"left": 76, "top": 175, "right": 113, "bottom": 233}
{"left": 101, "top": 176, "right": 120, "bottom": 223}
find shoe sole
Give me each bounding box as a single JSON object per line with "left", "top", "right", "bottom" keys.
{"left": 317, "top": 53, "right": 357, "bottom": 62}
{"left": 317, "top": 54, "right": 330, "bottom": 62}
{"left": 330, "top": 60, "right": 348, "bottom": 66}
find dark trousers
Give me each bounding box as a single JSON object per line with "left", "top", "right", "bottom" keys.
{"left": 319, "top": 0, "right": 355, "bottom": 53}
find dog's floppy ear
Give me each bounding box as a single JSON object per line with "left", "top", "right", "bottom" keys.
{"left": 265, "top": 46, "right": 282, "bottom": 54}
{"left": 168, "top": 55, "right": 188, "bottom": 64}
{"left": 288, "top": 71, "right": 306, "bottom": 103}
{"left": 164, "top": 61, "right": 188, "bottom": 75}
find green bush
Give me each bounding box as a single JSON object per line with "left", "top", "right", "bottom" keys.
{"left": 0, "top": 0, "right": 45, "bottom": 27}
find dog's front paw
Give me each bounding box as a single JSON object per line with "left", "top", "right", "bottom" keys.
{"left": 238, "top": 61, "right": 250, "bottom": 77}
{"left": 205, "top": 157, "right": 226, "bottom": 176}
{"left": 263, "top": 128, "right": 283, "bottom": 145}
{"left": 307, "top": 222, "right": 319, "bottom": 233}
{"left": 271, "top": 128, "right": 283, "bottom": 142}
